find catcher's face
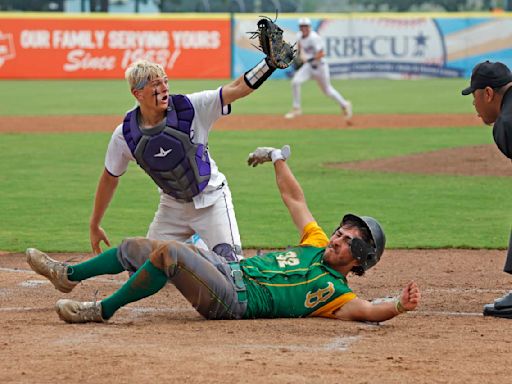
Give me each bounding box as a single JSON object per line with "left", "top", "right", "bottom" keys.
{"left": 472, "top": 87, "right": 500, "bottom": 125}
{"left": 134, "top": 76, "right": 169, "bottom": 111}
{"left": 323, "top": 226, "right": 361, "bottom": 271}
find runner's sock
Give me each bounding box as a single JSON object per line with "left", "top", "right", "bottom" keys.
{"left": 100, "top": 259, "right": 168, "bottom": 320}
{"left": 67, "top": 248, "right": 124, "bottom": 282}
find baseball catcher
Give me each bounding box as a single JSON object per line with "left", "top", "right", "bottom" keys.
{"left": 88, "top": 17, "right": 295, "bottom": 262}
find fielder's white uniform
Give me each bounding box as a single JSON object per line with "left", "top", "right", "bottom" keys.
{"left": 104, "top": 87, "right": 241, "bottom": 252}
{"left": 291, "top": 30, "right": 349, "bottom": 111}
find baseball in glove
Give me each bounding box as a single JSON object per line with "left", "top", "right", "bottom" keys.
{"left": 243, "top": 14, "right": 296, "bottom": 89}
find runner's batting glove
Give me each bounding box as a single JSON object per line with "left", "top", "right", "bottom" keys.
{"left": 247, "top": 145, "right": 291, "bottom": 167}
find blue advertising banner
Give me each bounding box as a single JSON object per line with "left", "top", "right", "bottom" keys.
{"left": 233, "top": 14, "right": 512, "bottom": 79}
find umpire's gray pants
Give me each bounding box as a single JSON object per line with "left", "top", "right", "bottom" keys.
{"left": 117, "top": 237, "right": 247, "bottom": 320}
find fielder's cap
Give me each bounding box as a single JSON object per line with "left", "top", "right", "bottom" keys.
{"left": 298, "top": 17, "right": 311, "bottom": 26}
{"left": 461, "top": 61, "right": 512, "bottom": 95}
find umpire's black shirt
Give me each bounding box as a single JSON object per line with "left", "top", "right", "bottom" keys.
{"left": 494, "top": 87, "right": 512, "bottom": 160}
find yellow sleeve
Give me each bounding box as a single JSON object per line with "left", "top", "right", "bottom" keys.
{"left": 308, "top": 292, "right": 357, "bottom": 319}
{"left": 299, "top": 221, "right": 329, "bottom": 248}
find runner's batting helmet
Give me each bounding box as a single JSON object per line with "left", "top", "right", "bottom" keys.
{"left": 341, "top": 214, "right": 386, "bottom": 271}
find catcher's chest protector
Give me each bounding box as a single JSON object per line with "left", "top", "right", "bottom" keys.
{"left": 122, "top": 95, "right": 211, "bottom": 201}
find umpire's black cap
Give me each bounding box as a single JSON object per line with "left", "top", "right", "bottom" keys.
{"left": 461, "top": 61, "right": 512, "bottom": 95}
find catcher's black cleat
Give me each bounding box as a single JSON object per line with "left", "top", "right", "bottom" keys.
{"left": 483, "top": 303, "right": 512, "bottom": 319}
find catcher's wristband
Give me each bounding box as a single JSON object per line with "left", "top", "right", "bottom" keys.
{"left": 244, "top": 58, "right": 276, "bottom": 90}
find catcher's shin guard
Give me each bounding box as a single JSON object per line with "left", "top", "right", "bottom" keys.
{"left": 243, "top": 58, "right": 276, "bottom": 89}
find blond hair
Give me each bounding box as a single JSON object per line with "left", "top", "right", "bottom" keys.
{"left": 125, "top": 60, "right": 166, "bottom": 90}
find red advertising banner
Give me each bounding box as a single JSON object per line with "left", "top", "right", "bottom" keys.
{"left": 0, "top": 15, "right": 231, "bottom": 79}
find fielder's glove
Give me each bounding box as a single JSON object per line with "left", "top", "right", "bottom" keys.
{"left": 292, "top": 55, "right": 304, "bottom": 71}
{"left": 247, "top": 145, "right": 291, "bottom": 167}
{"left": 248, "top": 16, "right": 295, "bottom": 69}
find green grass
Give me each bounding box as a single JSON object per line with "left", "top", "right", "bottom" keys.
{"left": 1, "top": 127, "right": 510, "bottom": 252}
{"left": 0, "top": 78, "right": 475, "bottom": 116}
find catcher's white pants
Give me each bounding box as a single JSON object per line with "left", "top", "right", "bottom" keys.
{"left": 146, "top": 183, "right": 241, "bottom": 252}
{"left": 291, "top": 62, "right": 349, "bottom": 110}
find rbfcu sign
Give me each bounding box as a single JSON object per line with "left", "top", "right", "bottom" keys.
{"left": 321, "top": 17, "right": 463, "bottom": 78}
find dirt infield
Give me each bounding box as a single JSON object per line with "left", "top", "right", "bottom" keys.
{"left": 1, "top": 248, "right": 511, "bottom": 384}
{"left": 0, "top": 113, "right": 482, "bottom": 133}
{"left": 330, "top": 144, "right": 512, "bottom": 177}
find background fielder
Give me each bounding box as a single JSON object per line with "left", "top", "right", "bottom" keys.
{"left": 285, "top": 17, "right": 353, "bottom": 123}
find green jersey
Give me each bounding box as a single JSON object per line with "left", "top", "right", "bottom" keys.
{"left": 240, "top": 222, "right": 356, "bottom": 319}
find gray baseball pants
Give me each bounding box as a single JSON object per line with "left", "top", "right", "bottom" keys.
{"left": 117, "top": 237, "right": 247, "bottom": 319}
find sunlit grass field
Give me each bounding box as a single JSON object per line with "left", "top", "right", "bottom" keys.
{"left": 0, "top": 78, "right": 474, "bottom": 116}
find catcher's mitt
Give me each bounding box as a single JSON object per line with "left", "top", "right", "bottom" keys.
{"left": 249, "top": 16, "right": 295, "bottom": 69}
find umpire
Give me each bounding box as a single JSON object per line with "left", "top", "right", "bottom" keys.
{"left": 462, "top": 60, "right": 512, "bottom": 318}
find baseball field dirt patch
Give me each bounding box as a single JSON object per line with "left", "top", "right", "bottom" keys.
{"left": 0, "top": 113, "right": 482, "bottom": 133}
{"left": 1, "top": 248, "right": 511, "bottom": 384}
{"left": 330, "top": 144, "right": 512, "bottom": 177}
